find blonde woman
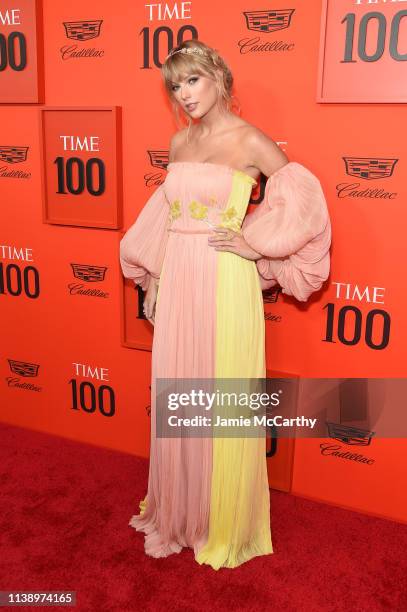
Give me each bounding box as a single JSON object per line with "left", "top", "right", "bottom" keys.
{"left": 120, "top": 39, "right": 331, "bottom": 570}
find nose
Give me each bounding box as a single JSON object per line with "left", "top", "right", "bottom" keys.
{"left": 180, "top": 86, "right": 190, "bottom": 101}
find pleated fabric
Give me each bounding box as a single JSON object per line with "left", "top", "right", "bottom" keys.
{"left": 119, "top": 160, "right": 331, "bottom": 569}
{"left": 195, "top": 172, "right": 272, "bottom": 569}
{"left": 241, "top": 161, "right": 332, "bottom": 300}
{"left": 127, "top": 224, "right": 218, "bottom": 558}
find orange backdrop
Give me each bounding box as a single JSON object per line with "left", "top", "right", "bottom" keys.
{"left": 1, "top": 0, "right": 406, "bottom": 525}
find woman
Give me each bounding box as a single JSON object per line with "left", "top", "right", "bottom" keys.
{"left": 120, "top": 39, "right": 331, "bottom": 570}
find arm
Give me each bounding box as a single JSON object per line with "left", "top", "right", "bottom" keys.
{"left": 209, "top": 128, "right": 331, "bottom": 301}
{"left": 241, "top": 133, "right": 331, "bottom": 302}
{"left": 245, "top": 127, "right": 290, "bottom": 178}
{"left": 119, "top": 183, "right": 170, "bottom": 292}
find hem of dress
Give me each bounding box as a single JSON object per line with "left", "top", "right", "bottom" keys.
{"left": 195, "top": 541, "right": 274, "bottom": 571}
{"left": 130, "top": 510, "right": 274, "bottom": 570}
{"left": 129, "top": 514, "right": 183, "bottom": 558}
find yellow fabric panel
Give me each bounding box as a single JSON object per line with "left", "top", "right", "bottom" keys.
{"left": 196, "top": 171, "right": 273, "bottom": 570}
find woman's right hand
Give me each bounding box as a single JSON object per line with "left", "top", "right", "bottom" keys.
{"left": 143, "top": 276, "right": 159, "bottom": 325}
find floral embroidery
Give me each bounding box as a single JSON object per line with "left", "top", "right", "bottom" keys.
{"left": 219, "top": 205, "right": 243, "bottom": 232}
{"left": 189, "top": 200, "right": 208, "bottom": 220}
{"left": 169, "top": 199, "right": 182, "bottom": 222}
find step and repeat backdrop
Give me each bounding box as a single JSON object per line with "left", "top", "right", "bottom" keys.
{"left": 1, "top": 0, "right": 406, "bottom": 524}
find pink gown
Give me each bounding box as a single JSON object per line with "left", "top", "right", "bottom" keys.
{"left": 119, "top": 160, "right": 331, "bottom": 570}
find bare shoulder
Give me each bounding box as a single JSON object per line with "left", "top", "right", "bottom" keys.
{"left": 168, "top": 128, "right": 187, "bottom": 162}
{"left": 243, "top": 125, "right": 289, "bottom": 177}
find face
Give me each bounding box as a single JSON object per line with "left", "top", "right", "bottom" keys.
{"left": 170, "top": 72, "right": 219, "bottom": 117}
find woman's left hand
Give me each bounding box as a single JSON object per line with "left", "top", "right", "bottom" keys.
{"left": 208, "top": 227, "right": 262, "bottom": 261}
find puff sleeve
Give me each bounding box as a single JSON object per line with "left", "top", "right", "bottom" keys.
{"left": 241, "top": 161, "right": 331, "bottom": 302}
{"left": 119, "top": 183, "right": 170, "bottom": 291}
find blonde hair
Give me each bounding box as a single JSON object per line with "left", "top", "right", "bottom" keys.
{"left": 161, "top": 39, "right": 240, "bottom": 130}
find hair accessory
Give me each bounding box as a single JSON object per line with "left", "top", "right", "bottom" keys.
{"left": 165, "top": 47, "right": 206, "bottom": 61}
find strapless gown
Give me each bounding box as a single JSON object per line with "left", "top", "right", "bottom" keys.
{"left": 119, "top": 160, "right": 331, "bottom": 570}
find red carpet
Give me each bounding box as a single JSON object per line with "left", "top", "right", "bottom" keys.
{"left": 0, "top": 422, "right": 406, "bottom": 612}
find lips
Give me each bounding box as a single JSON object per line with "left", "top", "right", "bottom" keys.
{"left": 186, "top": 102, "right": 198, "bottom": 111}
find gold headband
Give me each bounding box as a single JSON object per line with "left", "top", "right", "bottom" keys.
{"left": 165, "top": 47, "right": 207, "bottom": 62}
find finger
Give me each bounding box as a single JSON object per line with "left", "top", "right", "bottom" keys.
{"left": 148, "top": 303, "right": 156, "bottom": 323}
{"left": 211, "top": 226, "right": 230, "bottom": 232}
{"left": 214, "top": 245, "right": 237, "bottom": 253}
{"left": 210, "top": 241, "right": 236, "bottom": 247}
{"left": 213, "top": 224, "right": 236, "bottom": 232}
{"left": 208, "top": 236, "right": 234, "bottom": 244}
{"left": 209, "top": 234, "right": 228, "bottom": 241}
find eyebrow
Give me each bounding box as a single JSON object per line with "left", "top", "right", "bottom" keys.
{"left": 170, "top": 74, "right": 197, "bottom": 85}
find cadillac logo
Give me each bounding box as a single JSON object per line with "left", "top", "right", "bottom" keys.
{"left": 243, "top": 9, "right": 295, "bottom": 33}
{"left": 8, "top": 360, "right": 39, "bottom": 377}
{"left": 147, "top": 151, "right": 170, "bottom": 171}
{"left": 327, "top": 422, "right": 375, "bottom": 446}
{"left": 263, "top": 287, "right": 281, "bottom": 303}
{"left": 343, "top": 157, "right": 398, "bottom": 180}
{"left": 70, "top": 264, "right": 107, "bottom": 282}
{"left": 63, "top": 20, "right": 103, "bottom": 41}
{"left": 0, "top": 146, "right": 29, "bottom": 164}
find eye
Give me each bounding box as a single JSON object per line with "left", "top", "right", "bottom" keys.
{"left": 171, "top": 76, "right": 198, "bottom": 92}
